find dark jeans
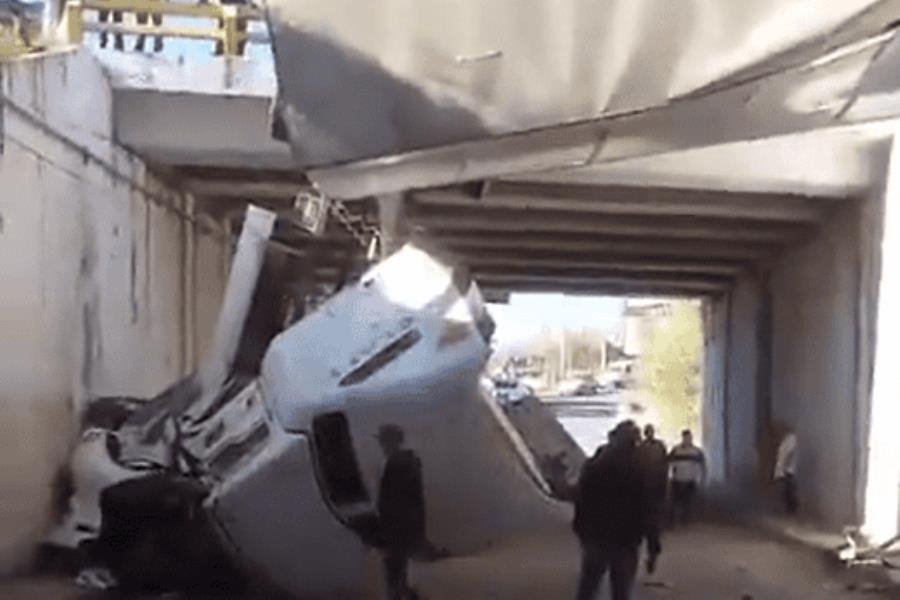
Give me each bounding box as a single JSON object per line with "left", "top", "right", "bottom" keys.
{"left": 576, "top": 541, "right": 639, "bottom": 600}
{"left": 382, "top": 545, "right": 413, "bottom": 600}
{"left": 780, "top": 474, "right": 798, "bottom": 514}
{"left": 670, "top": 481, "right": 697, "bottom": 525}
{"left": 646, "top": 495, "right": 665, "bottom": 558}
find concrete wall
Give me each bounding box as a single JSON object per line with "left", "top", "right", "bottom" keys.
{"left": 722, "top": 274, "right": 763, "bottom": 492}
{"left": 860, "top": 139, "right": 899, "bottom": 542}
{"left": 0, "top": 49, "right": 228, "bottom": 573}
{"left": 702, "top": 295, "right": 728, "bottom": 484}
{"left": 769, "top": 202, "right": 864, "bottom": 526}
{"left": 704, "top": 282, "right": 759, "bottom": 490}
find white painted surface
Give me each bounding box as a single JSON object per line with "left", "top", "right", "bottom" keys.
{"left": 769, "top": 202, "right": 864, "bottom": 526}
{"left": 701, "top": 295, "right": 729, "bottom": 486}
{"left": 113, "top": 88, "right": 293, "bottom": 168}
{"left": 267, "top": 0, "right": 894, "bottom": 166}
{"left": 212, "top": 429, "right": 372, "bottom": 597}
{"left": 863, "top": 134, "right": 900, "bottom": 543}
{"left": 723, "top": 275, "right": 763, "bottom": 490}
{"left": 513, "top": 127, "right": 881, "bottom": 198}
{"left": 0, "top": 48, "right": 228, "bottom": 573}
{"left": 238, "top": 246, "right": 568, "bottom": 595}
{"left": 99, "top": 52, "right": 276, "bottom": 97}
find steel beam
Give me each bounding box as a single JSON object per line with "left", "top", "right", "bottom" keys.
{"left": 476, "top": 275, "right": 729, "bottom": 297}
{"left": 424, "top": 231, "right": 779, "bottom": 261}
{"left": 413, "top": 182, "right": 837, "bottom": 223}
{"left": 454, "top": 249, "right": 745, "bottom": 276}
{"left": 407, "top": 205, "right": 808, "bottom": 243}
{"left": 473, "top": 265, "right": 732, "bottom": 287}
{"left": 184, "top": 178, "right": 308, "bottom": 200}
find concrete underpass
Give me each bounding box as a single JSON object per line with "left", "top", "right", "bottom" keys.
{"left": 2, "top": 3, "right": 900, "bottom": 599}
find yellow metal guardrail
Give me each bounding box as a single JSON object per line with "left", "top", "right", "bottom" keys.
{"left": 0, "top": 4, "right": 45, "bottom": 58}
{"left": 65, "top": 0, "right": 266, "bottom": 56}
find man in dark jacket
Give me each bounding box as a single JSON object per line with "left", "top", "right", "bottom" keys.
{"left": 637, "top": 424, "right": 668, "bottom": 574}
{"left": 377, "top": 424, "right": 425, "bottom": 600}
{"left": 573, "top": 420, "right": 649, "bottom": 600}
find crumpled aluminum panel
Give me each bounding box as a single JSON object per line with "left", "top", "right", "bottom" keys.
{"left": 265, "top": 0, "right": 898, "bottom": 170}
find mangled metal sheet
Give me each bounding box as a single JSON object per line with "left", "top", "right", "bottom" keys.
{"left": 264, "top": 0, "right": 900, "bottom": 197}
{"left": 51, "top": 240, "right": 577, "bottom": 597}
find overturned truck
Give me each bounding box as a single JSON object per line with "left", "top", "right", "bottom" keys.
{"left": 46, "top": 206, "right": 577, "bottom": 597}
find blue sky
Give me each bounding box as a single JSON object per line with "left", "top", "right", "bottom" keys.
{"left": 488, "top": 294, "right": 625, "bottom": 351}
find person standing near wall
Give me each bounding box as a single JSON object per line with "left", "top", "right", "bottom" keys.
{"left": 376, "top": 424, "right": 425, "bottom": 600}
{"left": 773, "top": 428, "right": 798, "bottom": 514}
{"left": 668, "top": 429, "right": 706, "bottom": 526}
{"left": 638, "top": 424, "right": 668, "bottom": 574}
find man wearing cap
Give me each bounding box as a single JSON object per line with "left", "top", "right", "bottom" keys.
{"left": 376, "top": 424, "right": 426, "bottom": 600}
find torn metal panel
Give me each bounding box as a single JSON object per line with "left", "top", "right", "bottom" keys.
{"left": 266, "top": 0, "right": 894, "bottom": 165}
{"left": 49, "top": 241, "right": 584, "bottom": 597}
{"left": 264, "top": 0, "right": 900, "bottom": 197}
{"left": 308, "top": 35, "right": 894, "bottom": 198}
{"left": 196, "top": 205, "right": 275, "bottom": 407}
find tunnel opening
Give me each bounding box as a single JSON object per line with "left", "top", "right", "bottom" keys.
{"left": 484, "top": 293, "right": 707, "bottom": 496}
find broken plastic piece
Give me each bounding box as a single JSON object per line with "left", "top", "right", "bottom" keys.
{"left": 75, "top": 567, "right": 117, "bottom": 590}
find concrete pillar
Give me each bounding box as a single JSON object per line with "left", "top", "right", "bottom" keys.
{"left": 863, "top": 137, "right": 900, "bottom": 543}
{"left": 378, "top": 193, "right": 407, "bottom": 257}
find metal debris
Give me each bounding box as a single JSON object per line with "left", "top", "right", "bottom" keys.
{"left": 75, "top": 567, "right": 117, "bottom": 590}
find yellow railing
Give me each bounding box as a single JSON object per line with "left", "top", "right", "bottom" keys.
{"left": 65, "top": 0, "right": 266, "bottom": 56}
{"left": 0, "top": 7, "right": 44, "bottom": 58}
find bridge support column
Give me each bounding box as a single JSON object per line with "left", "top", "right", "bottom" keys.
{"left": 863, "top": 136, "right": 900, "bottom": 543}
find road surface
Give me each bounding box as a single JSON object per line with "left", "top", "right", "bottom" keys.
{"left": 3, "top": 521, "right": 895, "bottom": 599}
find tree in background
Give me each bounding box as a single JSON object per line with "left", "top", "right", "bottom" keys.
{"left": 638, "top": 301, "right": 702, "bottom": 440}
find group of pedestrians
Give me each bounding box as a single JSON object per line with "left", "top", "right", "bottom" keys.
{"left": 573, "top": 421, "right": 706, "bottom": 600}
{"left": 368, "top": 419, "right": 710, "bottom": 600}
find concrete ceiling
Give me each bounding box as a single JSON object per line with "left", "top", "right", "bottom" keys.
{"left": 408, "top": 180, "right": 845, "bottom": 298}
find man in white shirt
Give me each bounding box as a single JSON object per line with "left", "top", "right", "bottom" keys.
{"left": 668, "top": 429, "right": 706, "bottom": 526}
{"left": 773, "top": 429, "right": 798, "bottom": 514}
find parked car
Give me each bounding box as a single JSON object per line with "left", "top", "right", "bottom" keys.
{"left": 491, "top": 378, "right": 534, "bottom": 405}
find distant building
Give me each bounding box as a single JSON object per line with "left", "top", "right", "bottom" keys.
{"left": 500, "top": 333, "right": 626, "bottom": 392}
{"left": 622, "top": 299, "right": 676, "bottom": 356}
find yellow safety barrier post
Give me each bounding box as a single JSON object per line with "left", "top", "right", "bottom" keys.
{"left": 66, "top": 1, "right": 84, "bottom": 46}
{"left": 65, "top": 0, "right": 262, "bottom": 57}
{"left": 220, "top": 5, "right": 239, "bottom": 57}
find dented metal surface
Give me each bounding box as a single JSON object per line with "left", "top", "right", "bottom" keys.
{"left": 50, "top": 229, "right": 578, "bottom": 596}
{"left": 48, "top": 204, "right": 276, "bottom": 553}
{"left": 264, "top": 0, "right": 900, "bottom": 197}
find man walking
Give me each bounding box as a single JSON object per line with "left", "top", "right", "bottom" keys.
{"left": 668, "top": 429, "right": 706, "bottom": 526}
{"left": 573, "top": 421, "right": 649, "bottom": 600}
{"left": 638, "top": 424, "right": 668, "bottom": 573}
{"left": 376, "top": 424, "right": 425, "bottom": 600}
